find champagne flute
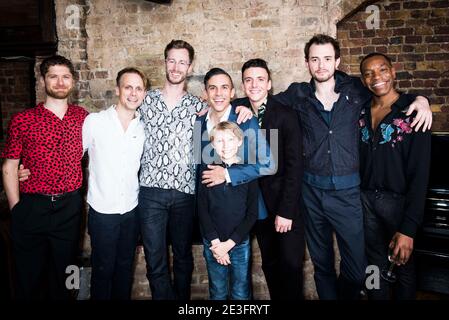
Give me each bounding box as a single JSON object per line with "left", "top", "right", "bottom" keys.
{"left": 381, "top": 248, "right": 398, "bottom": 283}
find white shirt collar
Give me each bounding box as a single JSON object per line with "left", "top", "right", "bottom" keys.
{"left": 206, "top": 104, "right": 232, "bottom": 123}
{"left": 206, "top": 104, "right": 232, "bottom": 134}
{"left": 108, "top": 104, "right": 141, "bottom": 121}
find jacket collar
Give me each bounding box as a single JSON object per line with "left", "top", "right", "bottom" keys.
{"left": 227, "top": 105, "right": 238, "bottom": 122}
{"left": 391, "top": 93, "right": 411, "bottom": 112}
{"left": 366, "top": 93, "right": 410, "bottom": 114}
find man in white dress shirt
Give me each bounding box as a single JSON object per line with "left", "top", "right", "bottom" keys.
{"left": 82, "top": 67, "right": 147, "bottom": 300}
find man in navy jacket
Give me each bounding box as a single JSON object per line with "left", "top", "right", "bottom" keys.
{"left": 274, "top": 34, "right": 432, "bottom": 300}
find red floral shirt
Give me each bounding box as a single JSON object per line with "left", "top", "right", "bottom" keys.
{"left": 1, "top": 103, "right": 89, "bottom": 194}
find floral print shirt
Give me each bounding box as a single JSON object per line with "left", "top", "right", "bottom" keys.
{"left": 359, "top": 93, "right": 431, "bottom": 237}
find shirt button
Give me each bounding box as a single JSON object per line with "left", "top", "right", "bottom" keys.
{"left": 327, "top": 150, "right": 331, "bottom": 154}
{"left": 329, "top": 130, "right": 333, "bottom": 134}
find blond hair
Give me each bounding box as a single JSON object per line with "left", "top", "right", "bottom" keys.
{"left": 209, "top": 121, "right": 243, "bottom": 143}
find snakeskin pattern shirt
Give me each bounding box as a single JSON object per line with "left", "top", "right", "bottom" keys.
{"left": 138, "top": 89, "right": 206, "bottom": 195}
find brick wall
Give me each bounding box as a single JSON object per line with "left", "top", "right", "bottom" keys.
{"left": 52, "top": 0, "right": 355, "bottom": 300}
{"left": 3, "top": 0, "right": 416, "bottom": 301}
{"left": 58, "top": 0, "right": 347, "bottom": 111}
{"left": 51, "top": 0, "right": 92, "bottom": 110}
{"left": 337, "top": 0, "right": 449, "bottom": 131}
{"left": 0, "top": 61, "right": 33, "bottom": 151}
{"left": 1, "top": 0, "right": 445, "bottom": 301}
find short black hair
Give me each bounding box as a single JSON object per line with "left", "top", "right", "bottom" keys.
{"left": 203, "top": 68, "right": 234, "bottom": 88}
{"left": 39, "top": 55, "right": 76, "bottom": 78}
{"left": 116, "top": 67, "right": 149, "bottom": 90}
{"left": 164, "top": 39, "right": 195, "bottom": 63}
{"left": 360, "top": 52, "right": 393, "bottom": 74}
{"left": 241, "top": 58, "right": 271, "bottom": 81}
{"left": 304, "top": 34, "right": 341, "bottom": 60}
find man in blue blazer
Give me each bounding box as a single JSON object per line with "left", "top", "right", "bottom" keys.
{"left": 195, "top": 67, "right": 274, "bottom": 222}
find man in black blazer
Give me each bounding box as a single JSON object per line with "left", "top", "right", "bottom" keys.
{"left": 232, "top": 59, "right": 305, "bottom": 300}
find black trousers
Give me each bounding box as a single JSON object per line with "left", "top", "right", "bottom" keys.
{"left": 254, "top": 215, "right": 305, "bottom": 300}
{"left": 361, "top": 190, "right": 416, "bottom": 300}
{"left": 88, "top": 206, "right": 139, "bottom": 300}
{"left": 10, "top": 191, "right": 83, "bottom": 300}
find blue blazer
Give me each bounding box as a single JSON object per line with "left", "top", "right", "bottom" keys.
{"left": 195, "top": 105, "right": 274, "bottom": 182}
{"left": 194, "top": 105, "right": 275, "bottom": 219}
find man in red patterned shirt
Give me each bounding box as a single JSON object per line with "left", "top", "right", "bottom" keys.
{"left": 1, "top": 55, "right": 88, "bottom": 299}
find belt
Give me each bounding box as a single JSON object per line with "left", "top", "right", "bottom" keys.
{"left": 24, "top": 189, "right": 80, "bottom": 202}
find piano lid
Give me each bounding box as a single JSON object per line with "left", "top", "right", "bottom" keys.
{"left": 428, "top": 132, "right": 449, "bottom": 192}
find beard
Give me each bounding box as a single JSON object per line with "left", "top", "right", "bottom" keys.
{"left": 165, "top": 70, "right": 187, "bottom": 85}
{"left": 311, "top": 70, "right": 334, "bottom": 83}
{"left": 45, "top": 87, "right": 73, "bottom": 99}
{"left": 312, "top": 74, "right": 334, "bottom": 82}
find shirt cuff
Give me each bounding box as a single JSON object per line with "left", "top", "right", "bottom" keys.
{"left": 224, "top": 169, "right": 231, "bottom": 184}
{"left": 230, "top": 232, "right": 242, "bottom": 245}
{"left": 399, "top": 218, "right": 419, "bottom": 239}
{"left": 205, "top": 231, "right": 220, "bottom": 243}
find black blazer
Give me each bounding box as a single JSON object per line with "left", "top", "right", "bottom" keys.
{"left": 232, "top": 95, "right": 303, "bottom": 220}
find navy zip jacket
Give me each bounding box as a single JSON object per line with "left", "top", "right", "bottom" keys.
{"left": 274, "top": 70, "right": 371, "bottom": 190}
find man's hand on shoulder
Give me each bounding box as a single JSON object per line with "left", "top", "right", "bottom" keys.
{"left": 235, "top": 105, "right": 253, "bottom": 124}
{"left": 407, "top": 96, "right": 432, "bottom": 132}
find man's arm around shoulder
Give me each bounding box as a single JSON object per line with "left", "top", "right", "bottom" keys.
{"left": 227, "top": 116, "right": 275, "bottom": 186}
{"left": 273, "top": 82, "right": 309, "bottom": 107}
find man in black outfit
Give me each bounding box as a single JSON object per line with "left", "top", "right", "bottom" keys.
{"left": 359, "top": 53, "right": 431, "bottom": 300}
{"left": 233, "top": 59, "right": 305, "bottom": 300}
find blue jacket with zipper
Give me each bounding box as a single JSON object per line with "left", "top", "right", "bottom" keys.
{"left": 274, "top": 70, "right": 371, "bottom": 189}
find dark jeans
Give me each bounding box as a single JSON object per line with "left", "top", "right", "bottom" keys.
{"left": 254, "top": 215, "right": 305, "bottom": 300}
{"left": 10, "top": 191, "right": 82, "bottom": 300}
{"left": 203, "top": 237, "right": 251, "bottom": 300}
{"left": 302, "top": 183, "right": 366, "bottom": 300}
{"left": 361, "top": 190, "right": 416, "bottom": 300}
{"left": 88, "top": 206, "right": 139, "bottom": 300}
{"left": 138, "top": 187, "right": 194, "bottom": 300}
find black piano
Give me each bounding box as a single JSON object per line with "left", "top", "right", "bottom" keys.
{"left": 415, "top": 132, "right": 449, "bottom": 295}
